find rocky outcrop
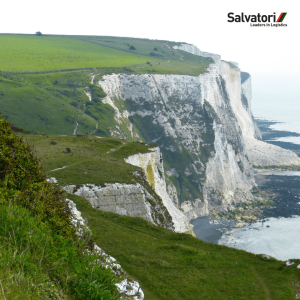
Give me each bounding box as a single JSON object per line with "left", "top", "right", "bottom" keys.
{"left": 125, "top": 147, "right": 193, "bottom": 234}
{"left": 67, "top": 199, "right": 145, "bottom": 300}
{"left": 97, "top": 43, "right": 300, "bottom": 220}
{"left": 63, "top": 182, "right": 174, "bottom": 231}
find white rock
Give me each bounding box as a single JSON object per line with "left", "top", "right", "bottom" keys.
{"left": 47, "top": 177, "right": 58, "bottom": 183}
{"left": 286, "top": 260, "right": 295, "bottom": 267}
{"left": 125, "top": 148, "right": 193, "bottom": 234}
{"left": 66, "top": 199, "right": 145, "bottom": 300}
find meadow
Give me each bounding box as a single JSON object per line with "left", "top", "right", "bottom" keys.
{"left": 0, "top": 34, "right": 211, "bottom": 75}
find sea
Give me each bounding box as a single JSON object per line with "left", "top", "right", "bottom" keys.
{"left": 191, "top": 76, "right": 300, "bottom": 261}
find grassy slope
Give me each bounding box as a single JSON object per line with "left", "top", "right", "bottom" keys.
{"left": 0, "top": 72, "right": 96, "bottom": 135}
{"left": 69, "top": 193, "right": 300, "bottom": 300}
{"left": 0, "top": 204, "right": 119, "bottom": 300}
{"left": 0, "top": 71, "right": 116, "bottom": 135}
{"left": 0, "top": 35, "right": 151, "bottom": 72}
{"left": 72, "top": 35, "right": 211, "bottom": 75}
{"left": 18, "top": 133, "right": 155, "bottom": 185}
{"left": 0, "top": 34, "right": 211, "bottom": 76}
{"left": 0, "top": 117, "right": 119, "bottom": 300}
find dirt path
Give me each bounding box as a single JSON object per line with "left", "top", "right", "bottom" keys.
{"left": 251, "top": 266, "right": 271, "bottom": 300}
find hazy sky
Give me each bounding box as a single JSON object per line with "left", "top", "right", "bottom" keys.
{"left": 1, "top": 0, "right": 299, "bottom": 119}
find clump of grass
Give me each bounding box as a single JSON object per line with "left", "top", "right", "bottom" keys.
{"left": 0, "top": 204, "right": 119, "bottom": 300}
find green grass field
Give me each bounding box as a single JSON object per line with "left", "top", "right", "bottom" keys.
{"left": 0, "top": 35, "right": 152, "bottom": 72}
{"left": 0, "top": 34, "right": 211, "bottom": 75}
{"left": 68, "top": 193, "right": 300, "bottom": 300}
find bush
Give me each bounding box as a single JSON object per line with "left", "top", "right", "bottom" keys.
{"left": 50, "top": 141, "right": 57, "bottom": 145}
{"left": 66, "top": 147, "right": 71, "bottom": 153}
{"left": 129, "top": 46, "right": 136, "bottom": 50}
{"left": 0, "top": 115, "right": 74, "bottom": 237}
{"left": 150, "top": 52, "right": 163, "bottom": 58}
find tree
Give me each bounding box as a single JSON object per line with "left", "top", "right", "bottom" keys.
{"left": 36, "top": 31, "right": 42, "bottom": 36}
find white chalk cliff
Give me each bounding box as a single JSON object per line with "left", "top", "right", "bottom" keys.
{"left": 124, "top": 147, "right": 193, "bottom": 234}
{"left": 95, "top": 43, "right": 300, "bottom": 221}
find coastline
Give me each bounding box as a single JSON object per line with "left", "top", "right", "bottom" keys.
{"left": 192, "top": 119, "right": 300, "bottom": 247}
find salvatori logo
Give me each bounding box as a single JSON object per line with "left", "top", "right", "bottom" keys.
{"left": 227, "top": 12, "right": 287, "bottom": 27}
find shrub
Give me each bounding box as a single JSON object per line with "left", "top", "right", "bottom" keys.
{"left": 66, "top": 147, "right": 71, "bottom": 153}
{"left": 150, "top": 52, "right": 163, "bottom": 58}
{"left": 0, "top": 115, "right": 74, "bottom": 237}
{"left": 129, "top": 46, "right": 136, "bottom": 50}
{"left": 50, "top": 141, "right": 57, "bottom": 145}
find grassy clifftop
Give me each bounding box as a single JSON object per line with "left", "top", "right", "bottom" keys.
{"left": 0, "top": 34, "right": 211, "bottom": 75}
{"left": 17, "top": 133, "right": 155, "bottom": 185}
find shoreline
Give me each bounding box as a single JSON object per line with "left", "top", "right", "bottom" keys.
{"left": 192, "top": 119, "right": 300, "bottom": 244}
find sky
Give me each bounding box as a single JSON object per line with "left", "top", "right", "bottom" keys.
{"left": 1, "top": 0, "right": 299, "bottom": 121}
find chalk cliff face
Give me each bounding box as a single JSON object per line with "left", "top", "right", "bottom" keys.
{"left": 63, "top": 181, "right": 175, "bottom": 232}
{"left": 125, "top": 147, "right": 193, "bottom": 234}
{"left": 97, "top": 44, "right": 300, "bottom": 220}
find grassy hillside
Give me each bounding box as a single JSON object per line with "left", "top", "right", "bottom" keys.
{"left": 69, "top": 193, "right": 300, "bottom": 300}
{"left": 0, "top": 116, "right": 120, "bottom": 299}
{"left": 0, "top": 35, "right": 150, "bottom": 73}
{"left": 0, "top": 70, "right": 116, "bottom": 135}
{"left": 17, "top": 133, "right": 154, "bottom": 185}
{"left": 0, "top": 34, "right": 211, "bottom": 75}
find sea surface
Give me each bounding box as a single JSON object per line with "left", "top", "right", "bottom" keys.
{"left": 192, "top": 92, "right": 300, "bottom": 261}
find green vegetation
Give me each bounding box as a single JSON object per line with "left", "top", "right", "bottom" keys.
{"left": 69, "top": 193, "right": 300, "bottom": 300}
{"left": 17, "top": 133, "right": 155, "bottom": 185}
{"left": 253, "top": 164, "right": 300, "bottom": 171}
{"left": 0, "top": 116, "right": 120, "bottom": 299}
{"left": 0, "top": 35, "right": 150, "bottom": 73}
{"left": 0, "top": 34, "right": 211, "bottom": 76}
{"left": 0, "top": 205, "right": 119, "bottom": 300}
{"left": 0, "top": 70, "right": 98, "bottom": 135}
{"left": 2, "top": 117, "right": 300, "bottom": 299}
